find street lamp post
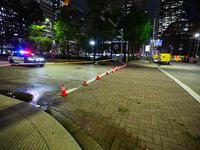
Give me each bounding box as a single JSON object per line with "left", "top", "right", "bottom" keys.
{"left": 90, "top": 40, "right": 95, "bottom": 59}
{"left": 195, "top": 33, "right": 199, "bottom": 58}
{"left": 46, "top": 18, "right": 53, "bottom": 60}
{"left": 101, "top": 11, "right": 124, "bottom": 63}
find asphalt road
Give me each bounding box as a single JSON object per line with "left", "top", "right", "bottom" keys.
{"left": 161, "top": 62, "right": 200, "bottom": 96}
{"left": 0, "top": 62, "right": 117, "bottom": 107}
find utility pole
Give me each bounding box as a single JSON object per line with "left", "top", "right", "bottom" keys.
{"left": 101, "top": 12, "right": 124, "bottom": 63}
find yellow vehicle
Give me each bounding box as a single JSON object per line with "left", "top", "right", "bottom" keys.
{"left": 152, "top": 54, "right": 158, "bottom": 59}
{"left": 158, "top": 53, "right": 170, "bottom": 65}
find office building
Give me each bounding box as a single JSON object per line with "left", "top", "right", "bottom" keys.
{"left": 0, "top": 0, "right": 54, "bottom": 53}
{"left": 157, "top": 0, "right": 198, "bottom": 39}
{"left": 105, "top": 0, "right": 146, "bottom": 14}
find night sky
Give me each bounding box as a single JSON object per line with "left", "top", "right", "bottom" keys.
{"left": 70, "top": 0, "right": 156, "bottom": 21}
{"left": 70, "top": 0, "right": 87, "bottom": 14}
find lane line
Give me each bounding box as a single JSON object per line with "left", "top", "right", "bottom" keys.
{"left": 158, "top": 68, "right": 200, "bottom": 103}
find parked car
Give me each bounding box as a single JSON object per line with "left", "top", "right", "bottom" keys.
{"left": 153, "top": 58, "right": 158, "bottom": 63}
{"left": 182, "top": 57, "right": 189, "bottom": 63}
{"left": 8, "top": 50, "right": 45, "bottom": 67}
{"left": 170, "top": 57, "right": 176, "bottom": 62}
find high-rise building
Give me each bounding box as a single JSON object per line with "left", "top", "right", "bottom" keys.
{"left": 105, "top": 0, "right": 146, "bottom": 14}
{"left": 0, "top": 0, "right": 53, "bottom": 54}
{"left": 158, "top": 0, "right": 188, "bottom": 39}
{"left": 53, "top": 0, "right": 65, "bottom": 21}
{"left": 22, "top": 0, "right": 53, "bottom": 22}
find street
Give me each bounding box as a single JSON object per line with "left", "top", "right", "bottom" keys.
{"left": 0, "top": 62, "right": 118, "bottom": 107}
{"left": 160, "top": 62, "right": 200, "bottom": 95}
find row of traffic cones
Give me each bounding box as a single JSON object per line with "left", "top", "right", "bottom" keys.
{"left": 61, "top": 64, "right": 127, "bottom": 96}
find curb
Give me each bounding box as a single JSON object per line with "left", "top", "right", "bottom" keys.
{"left": 49, "top": 108, "right": 104, "bottom": 150}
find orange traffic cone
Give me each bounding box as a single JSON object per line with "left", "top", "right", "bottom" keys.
{"left": 119, "top": 66, "right": 121, "bottom": 70}
{"left": 115, "top": 66, "right": 118, "bottom": 71}
{"left": 61, "top": 84, "right": 67, "bottom": 96}
{"left": 106, "top": 69, "right": 109, "bottom": 75}
{"left": 83, "top": 77, "right": 87, "bottom": 86}
{"left": 96, "top": 72, "right": 100, "bottom": 79}
{"left": 111, "top": 68, "right": 113, "bottom": 73}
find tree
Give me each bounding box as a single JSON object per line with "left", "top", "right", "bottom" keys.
{"left": 74, "top": 19, "right": 86, "bottom": 57}
{"left": 26, "top": 24, "right": 51, "bottom": 55}
{"left": 53, "top": 7, "right": 75, "bottom": 61}
{"left": 86, "top": 0, "right": 109, "bottom": 61}
{"left": 121, "top": 6, "right": 152, "bottom": 58}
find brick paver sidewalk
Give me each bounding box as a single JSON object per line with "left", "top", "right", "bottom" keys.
{"left": 51, "top": 63, "right": 200, "bottom": 150}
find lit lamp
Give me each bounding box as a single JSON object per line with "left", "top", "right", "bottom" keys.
{"left": 46, "top": 18, "right": 53, "bottom": 60}
{"left": 195, "top": 33, "right": 199, "bottom": 58}
{"left": 90, "top": 40, "right": 95, "bottom": 53}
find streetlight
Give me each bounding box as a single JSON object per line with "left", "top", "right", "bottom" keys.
{"left": 46, "top": 18, "right": 53, "bottom": 60}
{"left": 89, "top": 40, "right": 95, "bottom": 57}
{"left": 195, "top": 33, "right": 199, "bottom": 58}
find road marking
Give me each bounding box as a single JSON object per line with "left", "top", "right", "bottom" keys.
{"left": 159, "top": 68, "right": 200, "bottom": 103}
{"left": 63, "top": 70, "right": 114, "bottom": 96}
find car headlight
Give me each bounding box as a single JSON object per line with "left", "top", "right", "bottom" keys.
{"left": 28, "top": 57, "right": 35, "bottom": 61}
{"left": 36, "top": 58, "right": 44, "bottom": 61}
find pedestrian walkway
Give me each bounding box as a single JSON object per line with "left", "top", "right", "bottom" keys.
{"left": 50, "top": 61, "right": 200, "bottom": 150}
{"left": 0, "top": 95, "right": 81, "bottom": 150}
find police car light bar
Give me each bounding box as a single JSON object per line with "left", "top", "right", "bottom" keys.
{"left": 19, "top": 50, "right": 30, "bottom": 54}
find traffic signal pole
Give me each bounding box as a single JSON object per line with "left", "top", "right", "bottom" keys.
{"left": 107, "top": 18, "right": 124, "bottom": 63}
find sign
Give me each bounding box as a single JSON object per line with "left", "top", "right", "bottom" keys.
{"left": 153, "top": 40, "right": 162, "bottom": 46}
{"left": 178, "top": 44, "right": 184, "bottom": 51}
{"left": 145, "top": 45, "right": 150, "bottom": 52}
{"left": 111, "top": 43, "right": 126, "bottom": 53}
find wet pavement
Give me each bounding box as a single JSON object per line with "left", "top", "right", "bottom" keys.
{"left": 0, "top": 61, "right": 121, "bottom": 108}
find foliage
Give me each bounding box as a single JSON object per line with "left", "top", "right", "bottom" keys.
{"left": 86, "top": 0, "right": 111, "bottom": 60}
{"left": 53, "top": 7, "right": 75, "bottom": 60}
{"left": 193, "top": 60, "right": 197, "bottom": 63}
{"left": 74, "top": 19, "right": 86, "bottom": 57}
{"left": 121, "top": 6, "right": 152, "bottom": 56}
{"left": 26, "top": 24, "right": 51, "bottom": 53}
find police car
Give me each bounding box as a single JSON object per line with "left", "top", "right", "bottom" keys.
{"left": 8, "top": 50, "right": 45, "bottom": 67}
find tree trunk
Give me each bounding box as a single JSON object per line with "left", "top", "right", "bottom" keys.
{"left": 67, "top": 39, "right": 70, "bottom": 62}
{"left": 77, "top": 43, "right": 79, "bottom": 57}
{"left": 127, "top": 43, "right": 130, "bottom": 62}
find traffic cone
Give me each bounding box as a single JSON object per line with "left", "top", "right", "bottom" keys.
{"left": 83, "top": 77, "right": 87, "bottom": 86}
{"left": 111, "top": 68, "right": 113, "bottom": 73}
{"left": 96, "top": 72, "right": 100, "bottom": 79}
{"left": 61, "top": 84, "right": 67, "bottom": 96}
{"left": 119, "top": 66, "right": 121, "bottom": 70}
{"left": 115, "top": 66, "right": 118, "bottom": 71}
{"left": 106, "top": 69, "right": 109, "bottom": 75}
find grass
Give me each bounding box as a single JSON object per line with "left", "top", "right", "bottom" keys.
{"left": 181, "top": 130, "right": 200, "bottom": 147}
{"left": 118, "top": 108, "right": 128, "bottom": 112}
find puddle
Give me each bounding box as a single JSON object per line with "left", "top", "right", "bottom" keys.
{"left": 0, "top": 90, "right": 50, "bottom": 111}
{"left": 0, "top": 90, "right": 33, "bottom": 102}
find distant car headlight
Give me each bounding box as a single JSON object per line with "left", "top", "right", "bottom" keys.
{"left": 36, "top": 58, "right": 44, "bottom": 61}
{"left": 28, "top": 57, "right": 35, "bottom": 61}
